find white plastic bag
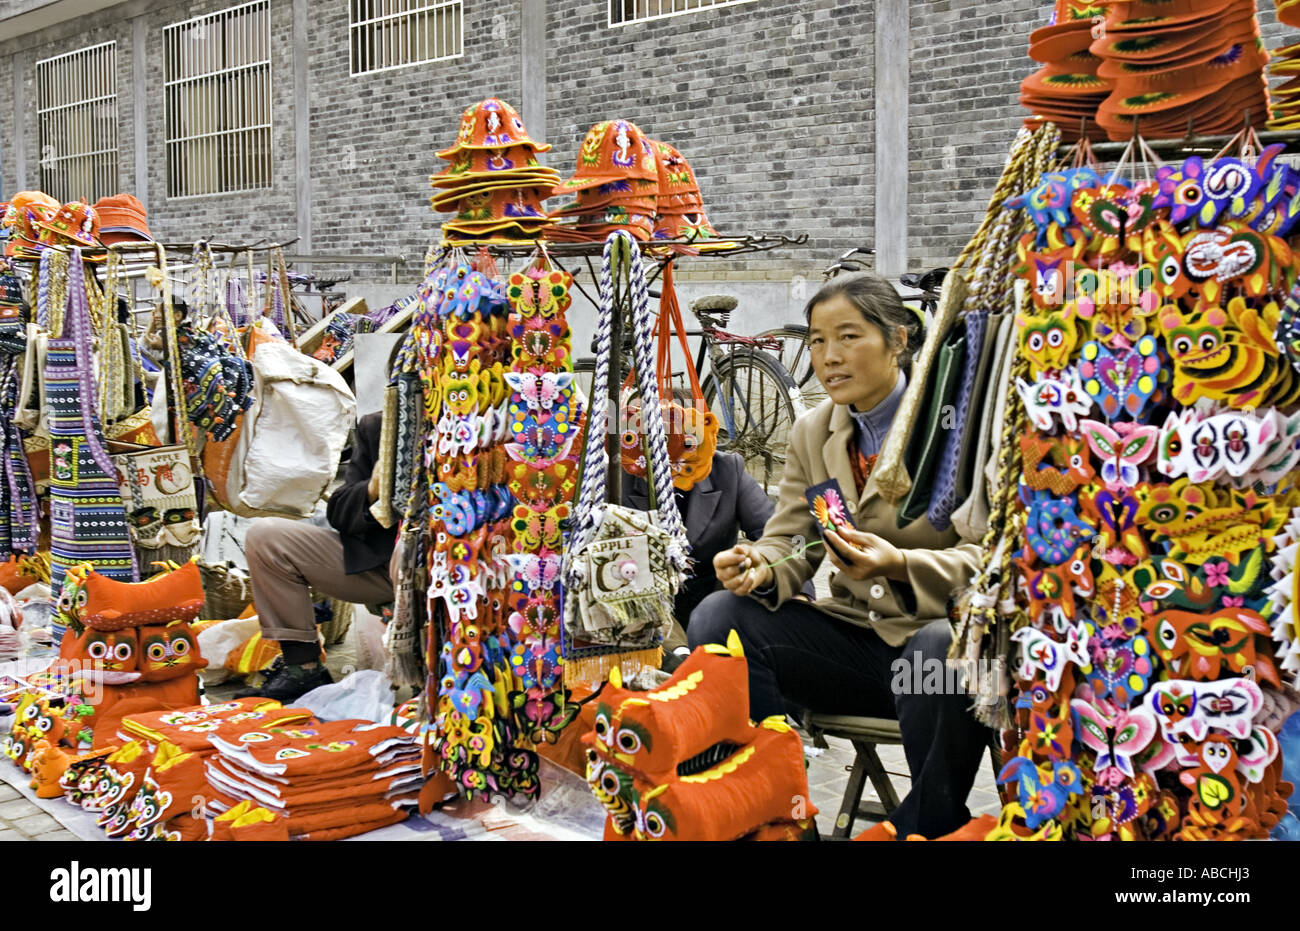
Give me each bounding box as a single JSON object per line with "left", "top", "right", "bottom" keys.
{"left": 195, "top": 616, "right": 264, "bottom": 685}
{"left": 297, "top": 669, "right": 394, "bottom": 723}
{"left": 224, "top": 341, "right": 356, "bottom": 519}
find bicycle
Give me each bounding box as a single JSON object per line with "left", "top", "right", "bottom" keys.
{"left": 574, "top": 291, "right": 804, "bottom": 496}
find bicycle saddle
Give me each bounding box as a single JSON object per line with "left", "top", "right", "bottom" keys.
{"left": 690, "top": 294, "right": 739, "bottom": 313}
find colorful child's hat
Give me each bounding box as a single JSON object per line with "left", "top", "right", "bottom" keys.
{"left": 36, "top": 201, "right": 101, "bottom": 248}
{"left": 435, "top": 98, "right": 551, "bottom": 158}
{"left": 2, "top": 191, "right": 59, "bottom": 257}
{"left": 430, "top": 145, "right": 560, "bottom": 189}
{"left": 93, "top": 193, "right": 153, "bottom": 245}
{"left": 551, "top": 120, "right": 658, "bottom": 197}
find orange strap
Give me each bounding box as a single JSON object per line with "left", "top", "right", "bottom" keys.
{"left": 621, "top": 262, "right": 705, "bottom": 405}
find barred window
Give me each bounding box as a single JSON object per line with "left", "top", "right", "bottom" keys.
{"left": 35, "top": 42, "right": 119, "bottom": 204}
{"left": 164, "top": 0, "right": 272, "bottom": 198}
{"left": 609, "top": 0, "right": 757, "bottom": 26}
{"left": 349, "top": 0, "right": 463, "bottom": 75}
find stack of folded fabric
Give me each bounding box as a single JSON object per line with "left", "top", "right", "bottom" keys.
{"left": 1021, "top": 0, "right": 1115, "bottom": 140}
{"left": 649, "top": 139, "right": 723, "bottom": 243}
{"left": 1268, "top": 0, "right": 1300, "bottom": 129}
{"left": 1091, "top": 0, "right": 1270, "bottom": 139}
{"left": 547, "top": 119, "right": 659, "bottom": 242}
{"left": 431, "top": 98, "right": 558, "bottom": 242}
{"left": 205, "top": 718, "right": 421, "bottom": 840}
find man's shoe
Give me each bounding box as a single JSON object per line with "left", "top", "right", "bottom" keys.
{"left": 233, "top": 663, "right": 333, "bottom": 702}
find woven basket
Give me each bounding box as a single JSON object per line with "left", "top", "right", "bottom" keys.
{"left": 198, "top": 558, "right": 254, "bottom": 620}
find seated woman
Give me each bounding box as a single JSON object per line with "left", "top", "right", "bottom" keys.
{"left": 688, "top": 273, "right": 989, "bottom": 840}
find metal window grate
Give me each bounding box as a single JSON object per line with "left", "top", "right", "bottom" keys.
{"left": 349, "top": 0, "right": 463, "bottom": 75}
{"left": 164, "top": 0, "right": 272, "bottom": 198}
{"left": 35, "top": 41, "right": 120, "bottom": 204}
{"left": 609, "top": 0, "right": 758, "bottom": 26}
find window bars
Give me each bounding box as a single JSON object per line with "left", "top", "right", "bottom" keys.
{"left": 349, "top": 0, "right": 463, "bottom": 75}
{"left": 163, "top": 0, "right": 272, "bottom": 198}
{"left": 609, "top": 0, "right": 758, "bottom": 26}
{"left": 35, "top": 41, "right": 120, "bottom": 204}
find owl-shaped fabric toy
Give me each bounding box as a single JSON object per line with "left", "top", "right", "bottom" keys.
{"left": 137, "top": 621, "right": 206, "bottom": 682}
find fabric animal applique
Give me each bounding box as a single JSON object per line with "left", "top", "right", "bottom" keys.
{"left": 1078, "top": 419, "right": 1158, "bottom": 491}
{"left": 1006, "top": 166, "right": 1103, "bottom": 246}
{"left": 1016, "top": 368, "right": 1095, "bottom": 432}
{"left": 1015, "top": 548, "right": 1094, "bottom": 631}
{"left": 1070, "top": 698, "right": 1160, "bottom": 781}
{"left": 1159, "top": 298, "right": 1297, "bottom": 409}
{"left": 996, "top": 756, "right": 1082, "bottom": 830}
{"left": 1156, "top": 406, "right": 1278, "bottom": 483}
{"left": 1140, "top": 220, "right": 1195, "bottom": 302}
{"left": 1012, "top": 620, "right": 1090, "bottom": 692}
{"left": 1077, "top": 335, "right": 1162, "bottom": 420}
{"left": 1153, "top": 155, "right": 1208, "bottom": 226}
{"left": 1146, "top": 607, "right": 1272, "bottom": 680}
{"left": 1017, "top": 306, "right": 1081, "bottom": 379}
{"left": 137, "top": 621, "right": 206, "bottom": 682}
{"left": 1022, "top": 488, "right": 1095, "bottom": 565}
{"left": 1079, "top": 485, "right": 1146, "bottom": 566}
{"left": 1019, "top": 431, "right": 1095, "bottom": 495}
{"left": 1082, "top": 628, "right": 1155, "bottom": 707}
{"left": 1182, "top": 222, "right": 1291, "bottom": 303}
{"left": 1145, "top": 677, "right": 1263, "bottom": 743}
{"left": 1177, "top": 735, "right": 1250, "bottom": 838}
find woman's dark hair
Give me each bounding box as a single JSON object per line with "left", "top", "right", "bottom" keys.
{"left": 802, "top": 273, "right": 923, "bottom": 375}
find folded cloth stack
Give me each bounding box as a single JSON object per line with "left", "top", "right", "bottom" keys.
{"left": 1021, "top": 0, "right": 1115, "bottom": 141}
{"left": 118, "top": 697, "right": 313, "bottom": 754}
{"left": 431, "top": 98, "right": 558, "bottom": 243}
{"left": 547, "top": 119, "right": 659, "bottom": 242}
{"left": 204, "top": 718, "right": 421, "bottom": 840}
{"left": 1091, "top": 0, "right": 1270, "bottom": 140}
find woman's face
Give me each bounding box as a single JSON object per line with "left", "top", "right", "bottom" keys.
{"left": 808, "top": 294, "right": 904, "bottom": 410}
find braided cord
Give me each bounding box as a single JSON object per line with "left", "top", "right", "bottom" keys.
{"left": 625, "top": 244, "right": 687, "bottom": 551}
{"left": 64, "top": 250, "right": 119, "bottom": 483}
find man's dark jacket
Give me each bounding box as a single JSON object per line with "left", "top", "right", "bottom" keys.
{"left": 326, "top": 411, "right": 396, "bottom": 575}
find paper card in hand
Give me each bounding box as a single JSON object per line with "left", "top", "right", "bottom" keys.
{"left": 805, "top": 479, "right": 857, "bottom": 534}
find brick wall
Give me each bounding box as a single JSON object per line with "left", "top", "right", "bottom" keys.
{"left": 547, "top": 0, "right": 875, "bottom": 280}
{"left": 304, "top": 2, "right": 522, "bottom": 263}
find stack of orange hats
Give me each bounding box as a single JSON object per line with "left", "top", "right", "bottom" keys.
{"left": 1, "top": 191, "right": 59, "bottom": 258}
{"left": 547, "top": 119, "right": 659, "bottom": 242}
{"left": 1021, "top": 0, "right": 1114, "bottom": 141}
{"left": 1268, "top": 0, "right": 1300, "bottom": 129}
{"left": 431, "top": 98, "right": 558, "bottom": 242}
{"left": 649, "top": 139, "right": 722, "bottom": 242}
{"left": 1091, "top": 0, "right": 1270, "bottom": 140}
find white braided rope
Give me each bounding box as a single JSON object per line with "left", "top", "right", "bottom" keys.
{"left": 566, "top": 232, "right": 689, "bottom": 570}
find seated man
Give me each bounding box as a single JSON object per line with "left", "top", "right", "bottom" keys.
{"left": 238, "top": 410, "right": 396, "bottom": 701}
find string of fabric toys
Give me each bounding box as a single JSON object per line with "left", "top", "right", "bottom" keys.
{"left": 988, "top": 126, "right": 1300, "bottom": 841}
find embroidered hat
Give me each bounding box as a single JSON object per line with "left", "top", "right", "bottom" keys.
{"left": 36, "top": 201, "right": 100, "bottom": 248}
{"left": 93, "top": 193, "right": 153, "bottom": 245}
{"left": 430, "top": 145, "right": 560, "bottom": 190}
{"left": 445, "top": 187, "right": 550, "bottom": 228}
{"left": 1101, "top": 0, "right": 1236, "bottom": 31}
{"left": 1, "top": 191, "right": 59, "bottom": 257}
{"left": 1028, "top": 0, "right": 1109, "bottom": 63}
{"left": 550, "top": 120, "right": 658, "bottom": 196}
{"left": 435, "top": 98, "right": 551, "bottom": 158}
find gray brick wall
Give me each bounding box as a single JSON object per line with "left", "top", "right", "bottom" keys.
{"left": 547, "top": 0, "right": 875, "bottom": 279}
{"left": 305, "top": 2, "right": 522, "bottom": 263}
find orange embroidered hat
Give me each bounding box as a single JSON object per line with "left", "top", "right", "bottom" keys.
{"left": 430, "top": 145, "right": 560, "bottom": 189}
{"left": 650, "top": 140, "right": 704, "bottom": 199}
{"left": 551, "top": 120, "right": 658, "bottom": 196}
{"left": 1101, "top": 0, "right": 1236, "bottom": 31}
{"left": 2, "top": 191, "right": 59, "bottom": 256}
{"left": 1022, "top": 65, "right": 1112, "bottom": 97}
{"left": 1029, "top": 0, "right": 1110, "bottom": 62}
{"left": 435, "top": 98, "right": 551, "bottom": 158}
{"left": 1281, "top": 0, "right": 1300, "bottom": 27}
{"left": 93, "top": 193, "right": 153, "bottom": 245}
{"left": 36, "top": 201, "right": 100, "bottom": 248}
{"left": 446, "top": 187, "right": 550, "bottom": 227}
{"left": 430, "top": 174, "right": 562, "bottom": 210}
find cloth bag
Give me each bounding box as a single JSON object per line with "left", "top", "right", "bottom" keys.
{"left": 563, "top": 231, "right": 690, "bottom": 657}
{"left": 42, "top": 249, "right": 137, "bottom": 593}
{"left": 220, "top": 339, "right": 356, "bottom": 519}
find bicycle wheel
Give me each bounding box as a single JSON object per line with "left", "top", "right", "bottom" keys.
{"left": 756, "top": 324, "right": 827, "bottom": 411}
{"left": 703, "top": 348, "right": 805, "bottom": 496}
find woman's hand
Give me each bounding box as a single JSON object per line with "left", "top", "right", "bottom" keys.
{"left": 823, "top": 526, "right": 907, "bottom": 582}
{"left": 714, "top": 543, "right": 772, "bottom": 597}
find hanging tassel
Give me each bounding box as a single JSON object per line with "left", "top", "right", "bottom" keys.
{"left": 563, "top": 647, "right": 664, "bottom": 691}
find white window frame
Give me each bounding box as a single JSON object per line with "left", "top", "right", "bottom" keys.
{"left": 349, "top": 0, "right": 464, "bottom": 76}
{"left": 608, "top": 0, "right": 760, "bottom": 27}
{"left": 35, "top": 41, "right": 120, "bottom": 204}
{"left": 163, "top": 0, "right": 273, "bottom": 199}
